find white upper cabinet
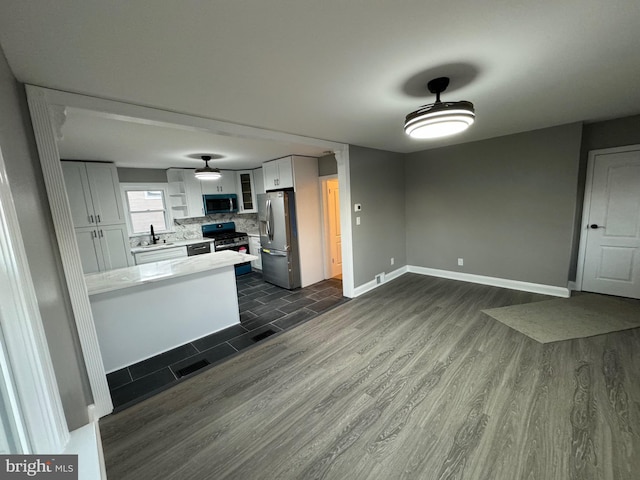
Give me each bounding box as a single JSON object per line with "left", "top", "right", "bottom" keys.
{"left": 200, "top": 170, "right": 236, "bottom": 194}
{"left": 253, "top": 167, "right": 265, "bottom": 195}
{"left": 167, "top": 168, "right": 204, "bottom": 219}
{"left": 62, "top": 162, "right": 95, "bottom": 228}
{"left": 62, "top": 161, "right": 125, "bottom": 227}
{"left": 236, "top": 170, "right": 257, "bottom": 213}
{"left": 263, "top": 157, "right": 293, "bottom": 190}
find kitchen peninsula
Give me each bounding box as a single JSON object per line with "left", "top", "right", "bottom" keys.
{"left": 85, "top": 250, "right": 256, "bottom": 373}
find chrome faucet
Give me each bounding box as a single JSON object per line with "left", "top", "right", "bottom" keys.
{"left": 150, "top": 224, "right": 159, "bottom": 244}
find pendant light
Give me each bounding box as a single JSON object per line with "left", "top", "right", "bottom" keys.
{"left": 194, "top": 155, "right": 221, "bottom": 180}
{"left": 404, "top": 77, "right": 475, "bottom": 139}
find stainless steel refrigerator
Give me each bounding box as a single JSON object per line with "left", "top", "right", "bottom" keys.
{"left": 258, "top": 191, "right": 301, "bottom": 289}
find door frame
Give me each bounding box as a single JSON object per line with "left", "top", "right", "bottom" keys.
{"left": 26, "top": 85, "right": 355, "bottom": 418}
{"left": 575, "top": 144, "right": 640, "bottom": 291}
{"left": 0, "top": 146, "right": 69, "bottom": 452}
{"left": 319, "top": 175, "right": 340, "bottom": 279}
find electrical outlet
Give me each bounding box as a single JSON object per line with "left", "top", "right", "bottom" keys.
{"left": 390, "top": 257, "right": 394, "bottom": 265}
{"left": 356, "top": 216, "right": 361, "bottom": 225}
{"left": 458, "top": 258, "right": 464, "bottom": 266}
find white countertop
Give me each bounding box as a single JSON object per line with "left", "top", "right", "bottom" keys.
{"left": 85, "top": 250, "right": 257, "bottom": 296}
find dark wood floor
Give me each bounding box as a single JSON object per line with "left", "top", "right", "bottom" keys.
{"left": 100, "top": 274, "right": 640, "bottom": 479}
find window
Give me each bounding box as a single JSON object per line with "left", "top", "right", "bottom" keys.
{"left": 121, "top": 183, "right": 172, "bottom": 235}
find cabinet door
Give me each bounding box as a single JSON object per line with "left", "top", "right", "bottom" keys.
{"left": 183, "top": 170, "right": 205, "bottom": 217}
{"left": 263, "top": 161, "right": 280, "bottom": 190}
{"left": 98, "top": 224, "right": 133, "bottom": 270}
{"left": 236, "top": 171, "right": 257, "bottom": 213}
{"left": 276, "top": 157, "right": 294, "bottom": 189}
{"left": 134, "top": 246, "right": 188, "bottom": 265}
{"left": 75, "top": 227, "right": 104, "bottom": 274}
{"left": 62, "top": 162, "right": 95, "bottom": 228}
{"left": 86, "top": 163, "right": 125, "bottom": 225}
{"left": 253, "top": 167, "right": 265, "bottom": 195}
{"left": 201, "top": 171, "right": 235, "bottom": 194}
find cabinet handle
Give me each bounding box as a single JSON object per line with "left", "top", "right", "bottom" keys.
{"left": 89, "top": 214, "right": 94, "bottom": 223}
{"left": 96, "top": 214, "right": 101, "bottom": 223}
{"left": 92, "top": 230, "right": 97, "bottom": 238}
{"left": 99, "top": 229, "right": 104, "bottom": 238}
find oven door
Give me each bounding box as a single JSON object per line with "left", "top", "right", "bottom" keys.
{"left": 215, "top": 243, "right": 251, "bottom": 275}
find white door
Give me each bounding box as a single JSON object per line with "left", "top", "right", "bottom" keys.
{"left": 581, "top": 147, "right": 640, "bottom": 299}
{"left": 327, "top": 179, "right": 342, "bottom": 277}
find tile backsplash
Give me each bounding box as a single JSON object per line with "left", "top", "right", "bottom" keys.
{"left": 129, "top": 213, "right": 259, "bottom": 247}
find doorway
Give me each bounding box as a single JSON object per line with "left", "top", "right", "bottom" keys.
{"left": 322, "top": 177, "right": 342, "bottom": 279}
{"left": 577, "top": 145, "right": 640, "bottom": 299}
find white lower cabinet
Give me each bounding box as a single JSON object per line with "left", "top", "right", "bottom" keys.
{"left": 76, "top": 224, "right": 132, "bottom": 274}
{"left": 248, "top": 235, "right": 262, "bottom": 271}
{"left": 133, "top": 246, "right": 188, "bottom": 265}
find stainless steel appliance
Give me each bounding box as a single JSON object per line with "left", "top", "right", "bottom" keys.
{"left": 258, "top": 191, "right": 301, "bottom": 289}
{"left": 201, "top": 222, "right": 251, "bottom": 275}
{"left": 186, "top": 242, "right": 211, "bottom": 256}
{"left": 203, "top": 194, "right": 238, "bottom": 215}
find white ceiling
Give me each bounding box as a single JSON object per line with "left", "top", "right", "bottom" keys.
{"left": 1, "top": 0, "right": 639, "bottom": 163}
{"left": 57, "top": 108, "right": 330, "bottom": 169}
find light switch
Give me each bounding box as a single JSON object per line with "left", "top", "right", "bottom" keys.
{"left": 354, "top": 203, "right": 362, "bottom": 212}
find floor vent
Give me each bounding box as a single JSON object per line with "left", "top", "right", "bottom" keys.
{"left": 175, "top": 359, "right": 210, "bottom": 378}
{"left": 252, "top": 329, "right": 277, "bottom": 342}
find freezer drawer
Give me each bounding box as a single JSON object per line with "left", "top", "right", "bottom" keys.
{"left": 261, "top": 248, "right": 300, "bottom": 289}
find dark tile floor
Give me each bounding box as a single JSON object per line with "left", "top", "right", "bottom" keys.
{"left": 106, "top": 272, "right": 346, "bottom": 411}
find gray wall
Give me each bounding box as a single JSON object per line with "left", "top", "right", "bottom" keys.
{"left": 405, "top": 123, "right": 582, "bottom": 287}
{"left": 349, "top": 145, "right": 406, "bottom": 287}
{"left": 117, "top": 167, "right": 168, "bottom": 183}
{"left": 0, "top": 49, "right": 90, "bottom": 428}
{"left": 318, "top": 154, "right": 338, "bottom": 177}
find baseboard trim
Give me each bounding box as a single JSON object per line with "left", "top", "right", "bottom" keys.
{"left": 407, "top": 266, "right": 570, "bottom": 298}
{"left": 65, "top": 405, "right": 107, "bottom": 479}
{"left": 353, "top": 266, "right": 408, "bottom": 297}
{"left": 568, "top": 281, "right": 578, "bottom": 291}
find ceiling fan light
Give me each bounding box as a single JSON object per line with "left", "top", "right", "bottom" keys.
{"left": 404, "top": 101, "right": 475, "bottom": 139}
{"left": 194, "top": 155, "right": 221, "bottom": 180}
{"left": 404, "top": 76, "right": 475, "bottom": 139}
{"left": 194, "top": 169, "right": 222, "bottom": 180}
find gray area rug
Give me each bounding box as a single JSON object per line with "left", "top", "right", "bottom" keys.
{"left": 482, "top": 293, "right": 640, "bottom": 343}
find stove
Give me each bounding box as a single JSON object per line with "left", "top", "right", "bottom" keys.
{"left": 202, "top": 222, "right": 251, "bottom": 275}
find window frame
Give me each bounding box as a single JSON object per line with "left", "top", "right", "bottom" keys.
{"left": 120, "top": 183, "right": 173, "bottom": 236}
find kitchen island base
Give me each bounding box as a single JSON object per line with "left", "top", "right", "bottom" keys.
{"left": 89, "top": 264, "right": 241, "bottom": 373}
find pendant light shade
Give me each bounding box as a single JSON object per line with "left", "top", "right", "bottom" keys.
{"left": 194, "top": 155, "right": 221, "bottom": 180}
{"left": 404, "top": 77, "right": 475, "bottom": 139}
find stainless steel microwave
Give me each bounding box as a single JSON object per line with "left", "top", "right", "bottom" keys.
{"left": 203, "top": 194, "right": 238, "bottom": 214}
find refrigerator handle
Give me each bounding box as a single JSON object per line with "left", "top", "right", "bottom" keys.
{"left": 266, "top": 199, "right": 273, "bottom": 241}
{"left": 261, "top": 248, "right": 287, "bottom": 257}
